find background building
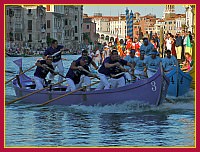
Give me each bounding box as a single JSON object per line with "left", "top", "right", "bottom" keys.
{"left": 5, "top": 5, "right": 83, "bottom": 53}
{"left": 45, "top": 5, "right": 83, "bottom": 51}
{"left": 5, "top": 5, "right": 46, "bottom": 51}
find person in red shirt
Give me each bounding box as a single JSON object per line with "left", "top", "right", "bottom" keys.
{"left": 132, "top": 37, "right": 141, "bottom": 57}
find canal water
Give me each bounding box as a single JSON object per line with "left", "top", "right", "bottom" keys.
{"left": 5, "top": 55, "right": 195, "bottom": 147}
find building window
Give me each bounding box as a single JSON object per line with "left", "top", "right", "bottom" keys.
{"left": 75, "top": 37, "right": 78, "bottom": 40}
{"left": 75, "top": 15, "right": 77, "bottom": 21}
{"left": 47, "top": 33, "right": 50, "bottom": 39}
{"left": 28, "top": 20, "right": 32, "bottom": 30}
{"left": 46, "top": 5, "right": 50, "bottom": 11}
{"left": 75, "top": 26, "right": 78, "bottom": 33}
{"left": 87, "top": 25, "right": 89, "bottom": 29}
{"left": 44, "top": 24, "right": 46, "bottom": 29}
{"left": 28, "top": 9, "right": 32, "bottom": 14}
{"left": 15, "top": 33, "right": 21, "bottom": 41}
{"left": 28, "top": 34, "right": 32, "bottom": 42}
{"left": 47, "top": 20, "right": 50, "bottom": 28}
{"left": 65, "top": 19, "right": 68, "bottom": 25}
{"left": 67, "top": 30, "right": 70, "bottom": 36}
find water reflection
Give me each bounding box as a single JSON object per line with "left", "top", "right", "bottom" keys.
{"left": 5, "top": 102, "right": 194, "bottom": 147}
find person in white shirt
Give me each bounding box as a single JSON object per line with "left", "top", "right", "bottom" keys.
{"left": 93, "top": 48, "right": 102, "bottom": 66}
{"left": 102, "top": 46, "right": 111, "bottom": 62}
{"left": 165, "top": 33, "right": 172, "bottom": 51}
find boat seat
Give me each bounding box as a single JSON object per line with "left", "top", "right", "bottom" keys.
{"left": 25, "top": 84, "right": 36, "bottom": 89}
{"left": 51, "top": 87, "right": 67, "bottom": 91}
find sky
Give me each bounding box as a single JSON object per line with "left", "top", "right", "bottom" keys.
{"left": 83, "top": 5, "right": 186, "bottom": 18}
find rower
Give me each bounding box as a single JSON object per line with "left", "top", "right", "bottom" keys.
{"left": 162, "top": 49, "right": 178, "bottom": 73}
{"left": 109, "top": 54, "right": 134, "bottom": 88}
{"left": 140, "top": 38, "right": 154, "bottom": 56}
{"left": 124, "top": 49, "right": 137, "bottom": 82}
{"left": 133, "top": 50, "right": 147, "bottom": 79}
{"left": 77, "top": 49, "right": 99, "bottom": 71}
{"left": 34, "top": 55, "right": 57, "bottom": 90}
{"left": 43, "top": 39, "right": 65, "bottom": 83}
{"left": 144, "top": 49, "right": 162, "bottom": 78}
{"left": 96, "top": 50, "right": 133, "bottom": 90}
{"left": 65, "top": 57, "right": 97, "bottom": 92}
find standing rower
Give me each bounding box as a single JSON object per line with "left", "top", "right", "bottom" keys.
{"left": 43, "top": 39, "right": 65, "bottom": 83}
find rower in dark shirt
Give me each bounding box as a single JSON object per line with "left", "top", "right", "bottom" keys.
{"left": 96, "top": 50, "right": 133, "bottom": 90}
{"left": 65, "top": 57, "right": 97, "bottom": 92}
{"left": 34, "top": 55, "right": 56, "bottom": 90}
{"left": 43, "top": 39, "right": 65, "bottom": 83}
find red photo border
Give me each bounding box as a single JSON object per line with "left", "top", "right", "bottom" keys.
{"left": 2, "top": 0, "right": 198, "bottom": 152}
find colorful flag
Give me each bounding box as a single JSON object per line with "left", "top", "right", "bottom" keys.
{"left": 13, "top": 58, "right": 22, "bottom": 67}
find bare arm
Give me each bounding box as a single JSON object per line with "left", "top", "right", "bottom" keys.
{"left": 127, "top": 62, "right": 134, "bottom": 70}
{"left": 70, "top": 61, "right": 80, "bottom": 70}
{"left": 91, "top": 60, "right": 98, "bottom": 70}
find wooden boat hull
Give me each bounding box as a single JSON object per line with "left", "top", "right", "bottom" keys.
{"left": 189, "top": 64, "right": 195, "bottom": 89}
{"left": 166, "top": 67, "right": 192, "bottom": 97}
{"left": 190, "top": 41, "right": 195, "bottom": 89}
{"left": 12, "top": 67, "right": 169, "bottom": 106}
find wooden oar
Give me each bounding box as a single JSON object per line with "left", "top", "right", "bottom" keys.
{"left": 6, "top": 79, "right": 67, "bottom": 106}
{"left": 5, "top": 65, "right": 36, "bottom": 84}
{"left": 134, "top": 74, "right": 148, "bottom": 78}
{"left": 78, "top": 67, "right": 100, "bottom": 80}
{"left": 110, "top": 72, "right": 125, "bottom": 78}
{"left": 148, "top": 68, "right": 158, "bottom": 72}
{"left": 44, "top": 66, "right": 66, "bottom": 78}
{"left": 35, "top": 81, "right": 100, "bottom": 107}
{"left": 52, "top": 50, "right": 62, "bottom": 57}
{"left": 5, "top": 70, "right": 15, "bottom": 74}
{"left": 165, "top": 98, "right": 175, "bottom": 104}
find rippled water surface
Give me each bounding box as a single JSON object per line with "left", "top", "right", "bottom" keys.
{"left": 5, "top": 56, "right": 195, "bottom": 147}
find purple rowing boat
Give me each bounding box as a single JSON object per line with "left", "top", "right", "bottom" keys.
{"left": 11, "top": 66, "right": 170, "bottom": 106}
